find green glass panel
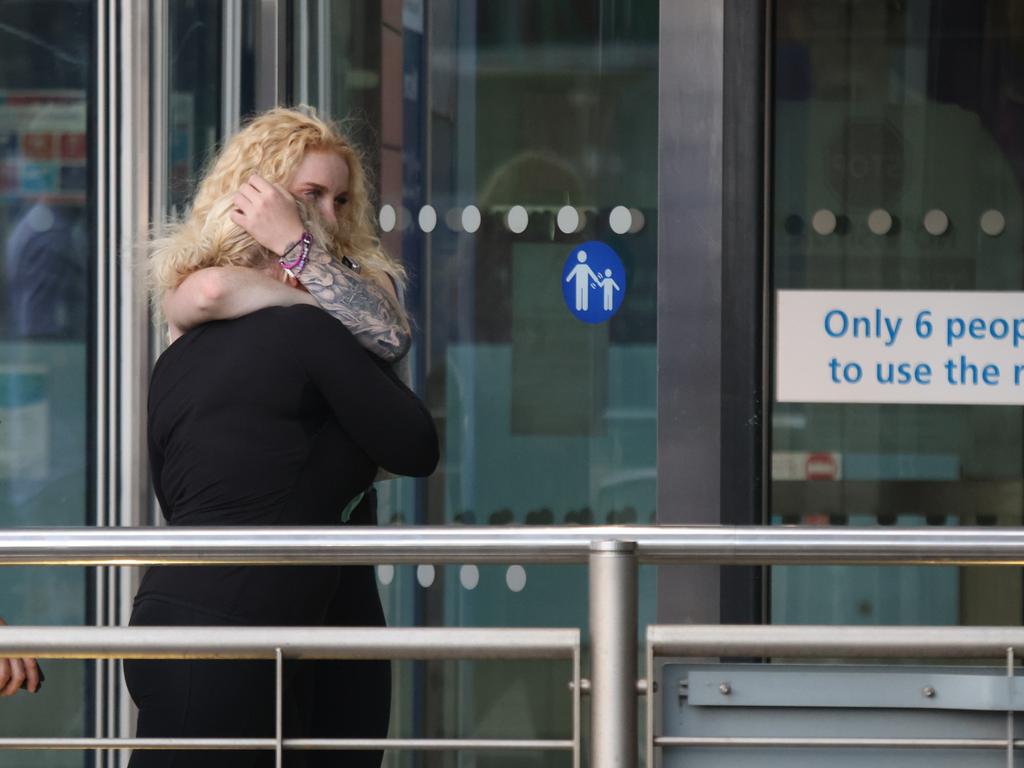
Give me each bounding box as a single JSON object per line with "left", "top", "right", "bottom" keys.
{"left": 0, "top": 1, "right": 93, "bottom": 762}
{"left": 320, "top": 2, "right": 659, "bottom": 765}
{"left": 771, "top": 0, "right": 1024, "bottom": 627}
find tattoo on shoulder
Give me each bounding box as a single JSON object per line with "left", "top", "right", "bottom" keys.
{"left": 297, "top": 245, "right": 411, "bottom": 362}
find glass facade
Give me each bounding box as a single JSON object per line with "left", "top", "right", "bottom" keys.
{"left": 9, "top": 0, "right": 1024, "bottom": 761}
{"left": 771, "top": 0, "right": 1024, "bottom": 626}
{"left": 0, "top": 0, "right": 93, "bottom": 761}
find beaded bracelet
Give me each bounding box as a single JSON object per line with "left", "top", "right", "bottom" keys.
{"left": 280, "top": 231, "right": 313, "bottom": 275}
{"left": 279, "top": 237, "right": 301, "bottom": 258}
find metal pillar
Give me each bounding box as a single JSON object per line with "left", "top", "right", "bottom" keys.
{"left": 222, "top": 0, "right": 243, "bottom": 136}
{"left": 589, "top": 540, "right": 638, "bottom": 768}
{"left": 255, "top": 0, "right": 288, "bottom": 109}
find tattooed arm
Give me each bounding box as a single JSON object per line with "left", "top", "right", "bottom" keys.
{"left": 296, "top": 243, "right": 411, "bottom": 363}
{"left": 163, "top": 252, "right": 410, "bottom": 360}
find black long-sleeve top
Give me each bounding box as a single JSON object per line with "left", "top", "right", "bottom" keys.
{"left": 135, "top": 305, "right": 438, "bottom": 624}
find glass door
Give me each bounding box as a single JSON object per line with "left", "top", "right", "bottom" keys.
{"left": 0, "top": 1, "right": 95, "bottom": 763}
{"left": 306, "top": 2, "right": 660, "bottom": 764}
{"left": 771, "top": 0, "right": 1024, "bottom": 627}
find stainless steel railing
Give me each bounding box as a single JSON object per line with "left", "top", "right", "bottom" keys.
{"left": 4, "top": 525, "right": 1024, "bottom": 564}
{"left": 5, "top": 525, "right": 1024, "bottom": 768}
{"left": 645, "top": 625, "right": 1024, "bottom": 768}
{"left": 0, "top": 626, "right": 581, "bottom": 766}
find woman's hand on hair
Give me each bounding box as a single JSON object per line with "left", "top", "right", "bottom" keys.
{"left": 0, "top": 617, "right": 41, "bottom": 696}
{"left": 229, "top": 174, "right": 306, "bottom": 257}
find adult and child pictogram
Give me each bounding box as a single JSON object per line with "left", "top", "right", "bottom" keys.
{"left": 561, "top": 241, "right": 626, "bottom": 323}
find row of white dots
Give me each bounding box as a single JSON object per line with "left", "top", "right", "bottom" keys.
{"left": 379, "top": 204, "right": 645, "bottom": 236}
{"left": 807, "top": 208, "right": 1007, "bottom": 237}
{"left": 377, "top": 564, "right": 528, "bottom": 593}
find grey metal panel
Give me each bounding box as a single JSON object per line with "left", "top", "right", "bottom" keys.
{"left": 688, "top": 667, "right": 1024, "bottom": 711}
{"left": 656, "top": 0, "right": 724, "bottom": 626}
{"left": 662, "top": 746, "right": 1012, "bottom": 768}
{"left": 663, "top": 663, "right": 1021, "bottom": 768}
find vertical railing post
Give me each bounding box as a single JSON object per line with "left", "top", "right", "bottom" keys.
{"left": 1007, "top": 647, "right": 1015, "bottom": 768}
{"left": 590, "top": 540, "right": 638, "bottom": 768}
{"left": 275, "top": 647, "right": 283, "bottom": 768}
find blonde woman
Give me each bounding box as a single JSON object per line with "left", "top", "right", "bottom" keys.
{"left": 156, "top": 106, "right": 410, "bottom": 360}
{"left": 128, "top": 107, "right": 435, "bottom": 768}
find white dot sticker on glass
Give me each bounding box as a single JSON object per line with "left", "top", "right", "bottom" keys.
{"left": 811, "top": 209, "right": 837, "bottom": 236}
{"left": 923, "top": 209, "right": 949, "bottom": 236}
{"left": 505, "top": 565, "right": 527, "bottom": 593}
{"left": 459, "top": 564, "right": 479, "bottom": 590}
{"left": 418, "top": 205, "right": 437, "bottom": 233}
{"left": 980, "top": 209, "right": 1006, "bottom": 237}
{"left": 376, "top": 564, "right": 395, "bottom": 586}
{"left": 416, "top": 564, "right": 435, "bottom": 588}
{"left": 867, "top": 208, "right": 893, "bottom": 236}
{"left": 379, "top": 205, "right": 397, "bottom": 233}
{"left": 507, "top": 205, "right": 528, "bottom": 234}
{"left": 557, "top": 206, "right": 580, "bottom": 234}
{"left": 462, "top": 205, "right": 481, "bottom": 233}
{"left": 609, "top": 206, "right": 632, "bottom": 235}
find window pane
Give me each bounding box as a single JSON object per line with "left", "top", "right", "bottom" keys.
{"left": 771, "top": 0, "right": 1024, "bottom": 626}
{"left": 0, "top": 0, "right": 94, "bottom": 759}
{"left": 318, "top": 2, "right": 658, "bottom": 763}
{"left": 167, "top": 0, "right": 223, "bottom": 212}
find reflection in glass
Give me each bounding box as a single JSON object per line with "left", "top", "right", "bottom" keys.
{"left": 317, "top": 2, "right": 658, "bottom": 765}
{"left": 772, "top": 0, "right": 1024, "bottom": 627}
{"left": 167, "top": 0, "right": 224, "bottom": 211}
{"left": 0, "top": 0, "right": 92, "bottom": 761}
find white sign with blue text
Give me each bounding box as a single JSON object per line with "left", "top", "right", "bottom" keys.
{"left": 777, "top": 290, "right": 1024, "bottom": 405}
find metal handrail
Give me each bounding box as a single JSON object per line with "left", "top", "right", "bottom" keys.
{"left": 648, "top": 624, "right": 1024, "bottom": 658}
{"left": 0, "top": 626, "right": 580, "bottom": 659}
{"left": 0, "top": 626, "right": 582, "bottom": 765}
{"left": 3, "top": 525, "right": 1024, "bottom": 565}
{"left": 6, "top": 526, "right": 1024, "bottom": 768}
{"left": 645, "top": 624, "right": 1024, "bottom": 768}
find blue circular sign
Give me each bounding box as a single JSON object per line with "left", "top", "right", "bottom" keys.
{"left": 561, "top": 241, "right": 626, "bottom": 324}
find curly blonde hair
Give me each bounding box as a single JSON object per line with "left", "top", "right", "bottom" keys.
{"left": 149, "top": 105, "right": 403, "bottom": 296}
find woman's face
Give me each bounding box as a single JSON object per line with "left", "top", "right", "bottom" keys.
{"left": 287, "top": 149, "right": 350, "bottom": 229}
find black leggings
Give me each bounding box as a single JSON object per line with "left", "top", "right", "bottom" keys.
{"left": 125, "top": 567, "right": 390, "bottom": 768}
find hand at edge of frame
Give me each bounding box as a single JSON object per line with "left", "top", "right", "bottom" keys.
{"left": 0, "top": 617, "right": 41, "bottom": 696}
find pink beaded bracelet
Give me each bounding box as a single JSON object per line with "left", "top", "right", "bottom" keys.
{"left": 280, "top": 231, "right": 313, "bottom": 275}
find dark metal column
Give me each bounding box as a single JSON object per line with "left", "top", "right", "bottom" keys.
{"left": 656, "top": 0, "right": 724, "bottom": 624}
{"left": 720, "top": 0, "right": 768, "bottom": 625}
